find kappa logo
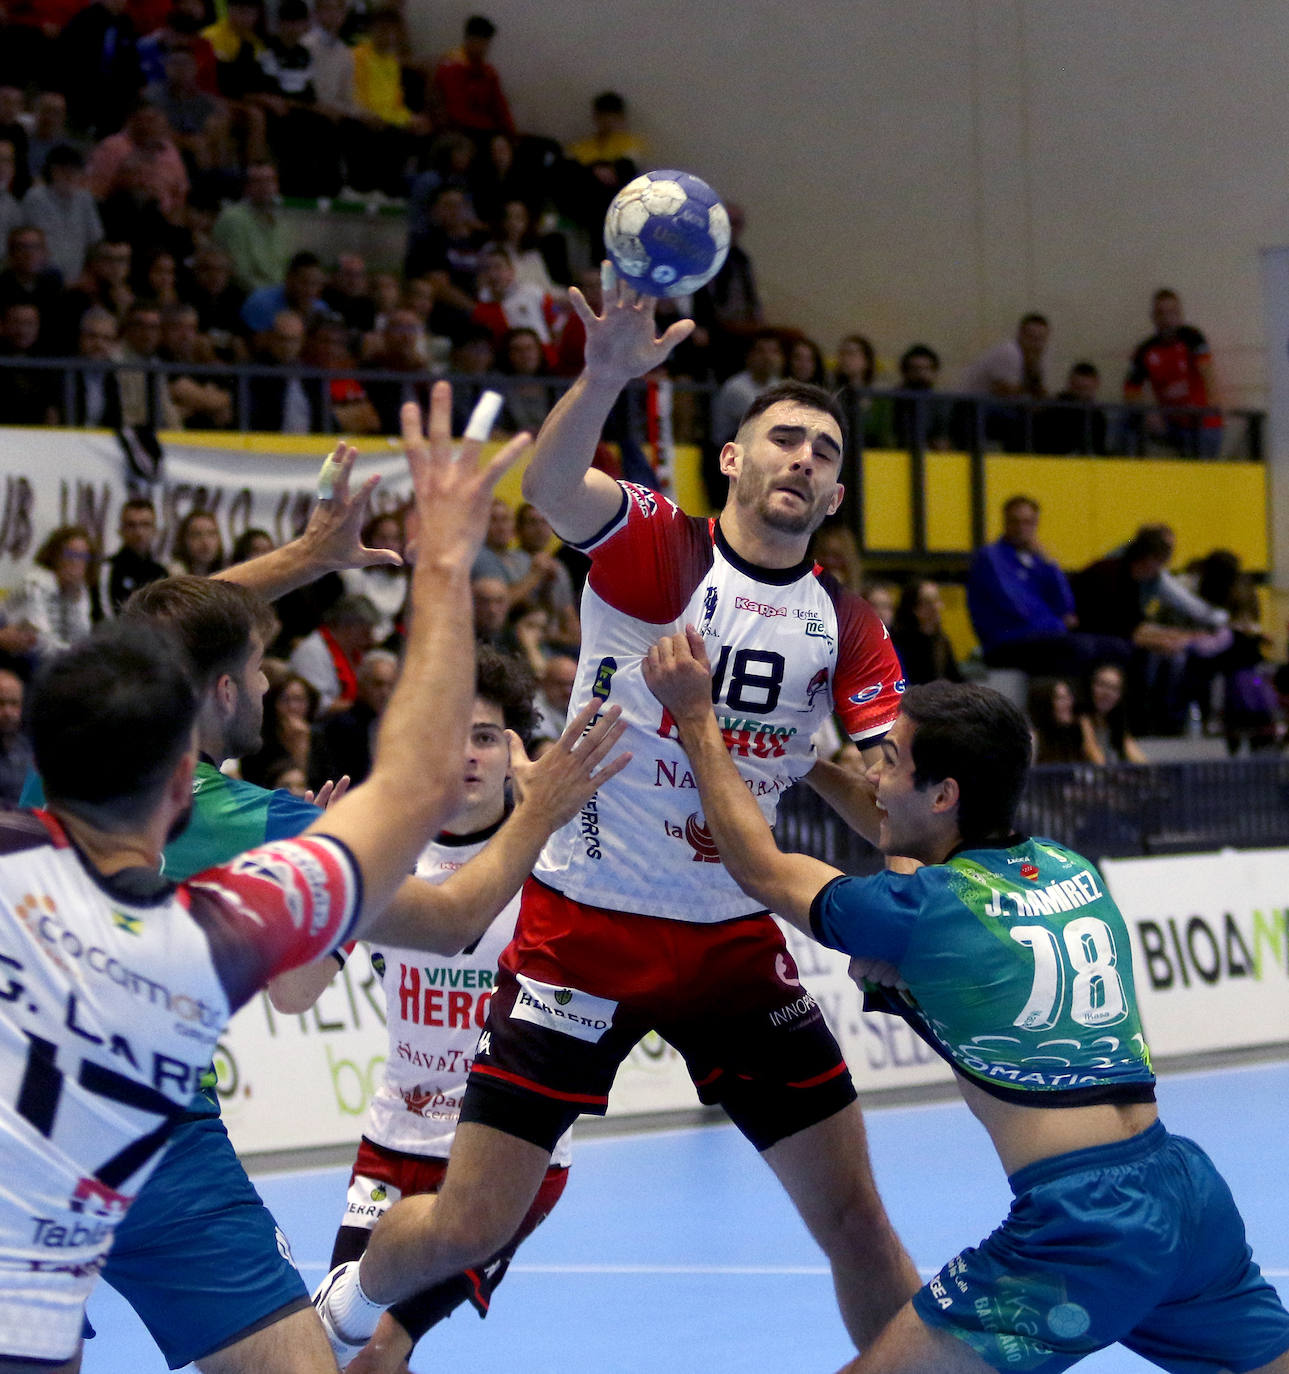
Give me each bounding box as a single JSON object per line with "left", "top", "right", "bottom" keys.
{"left": 622, "top": 482, "right": 658, "bottom": 518}
{"left": 511, "top": 976, "right": 617, "bottom": 1043}
{"left": 735, "top": 596, "right": 787, "bottom": 618}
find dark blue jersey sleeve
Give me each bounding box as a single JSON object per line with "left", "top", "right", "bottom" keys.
{"left": 809, "top": 869, "right": 928, "bottom": 965}
{"left": 264, "top": 788, "right": 325, "bottom": 843}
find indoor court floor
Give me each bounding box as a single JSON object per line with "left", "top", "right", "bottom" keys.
{"left": 84, "top": 1056, "right": 1289, "bottom": 1373}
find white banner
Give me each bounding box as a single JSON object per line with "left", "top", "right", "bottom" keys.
{"left": 0, "top": 428, "right": 413, "bottom": 595}
{"left": 219, "top": 925, "right": 953, "bottom": 1158}
{"left": 1101, "top": 848, "right": 1289, "bottom": 1057}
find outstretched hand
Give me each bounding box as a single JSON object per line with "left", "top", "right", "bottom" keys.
{"left": 508, "top": 700, "right": 631, "bottom": 828}
{"left": 401, "top": 382, "right": 531, "bottom": 571}
{"left": 301, "top": 443, "right": 403, "bottom": 573}
{"left": 304, "top": 776, "right": 351, "bottom": 809}
{"left": 570, "top": 263, "right": 696, "bottom": 387}
{"left": 641, "top": 625, "right": 714, "bottom": 724}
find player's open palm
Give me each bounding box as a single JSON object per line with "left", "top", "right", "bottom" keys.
{"left": 642, "top": 625, "right": 714, "bottom": 723}
{"left": 305, "top": 442, "right": 404, "bottom": 572}
{"left": 401, "top": 383, "right": 530, "bottom": 569}
{"left": 508, "top": 700, "right": 631, "bottom": 827}
{"left": 572, "top": 263, "right": 695, "bottom": 385}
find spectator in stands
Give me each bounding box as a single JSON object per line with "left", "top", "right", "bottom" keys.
{"left": 860, "top": 577, "right": 898, "bottom": 630}
{"left": 138, "top": 0, "right": 218, "bottom": 92}
{"left": 24, "top": 93, "right": 87, "bottom": 183}
{"left": 137, "top": 247, "right": 181, "bottom": 309}
{"left": 472, "top": 246, "right": 557, "bottom": 358}
{"left": 569, "top": 89, "right": 646, "bottom": 172}
{"left": 891, "top": 578, "right": 962, "bottom": 686}
{"left": 787, "top": 336, "right": 826, "bottom": 386}
{"left": 117, "top": 300, "right": 180, "bottom": 428}
{"left": 20, "top": 146, "right": 104, "bottom": 285}
{"left": 960, "top": 312, "right": 1050, "bottom": 450}
{"left": 504, "top": 596, "right": 552, "bottom": 678}
{"left": 68, "top": 306, "right": 123, "bottom": 428}
{"left": 471, "top": 131, "right": 544, "bottom": 229}
{"left": 146, "top": 42, "right": 235, "bottom": 186}
{"left": 339, "top": 510, "right": 407, "bottom": 645}
{"left": 508, "top": 501, "right": 580, "bottom": 648}
{"left": 0, "top": 301, "right": 59, "bottom": 424}
{"left": 159, "top": 302, "right": 235, "bottom": 428}
{"left": 100, "top": 496, "right": 168, "bottom": 613}
{"left": 487, "top": 198, "right": 565, "bottom": 298}
{"left": 0, "top": 602, "right": 38, "bottom": 680}
{"left": 257, "top": 0, "right": 342, "bottom": 197}
{"left": 810, "top": 521, "right": 863, "bottom": 592}
{"left": 248, "top": 307, "right": 323, "bottom": 432}
{"left": 533, "top": 650, "right": 577, "bottom": 740}
{"left": 323, "top": 252, "right": 377, "bottom": 334}
{"left": 58, "top": 239, "right": 133, "bottom": 350}
{"left": 404, "top": 184, "right": 487, "bottom": 332}
{"left": 0, "top": 224, "right": 64, "bottom": 346}
{"left": 833, "top": 331, "right": 893, "bottom": 448}
{"left": 239, "top": 670, "right": 319, "bottom": 786}
{"left": 88, "top": 103, "right": 190, "bottom": 223}
{"left": 168, "top": 508, "right": 224, "bottom": 576}
{"left": 432, "top": 14, "right": 514, "bottom": 139}
{"left": 308, "top": 646, "right": 398, "bottom": 789}
{"left": 242, "top": 247, "right": 328, "bottom": 334}
{"left": 289, "top": 591, "right": 380, "bottom": 711}
{"left": 1080, "top": 662, "right": 1147, "bottom": 764}
{"left": 230, "top": 527, "right": 275, "bottom": 562}
{"left": 212, "top": 160, "right": 290, "bottom": 290}
{"left": 0, "top": 141, "right": 20, "bottom": 255}
{"left": 0, "top": 89, "right": 30, "bottom": 199}
{"left": 363, "top": 307, "right": 430, "bottom": 431}
{"left": 496, "top": 325, "right": 553, "bottom": 434}
{"left": 303, "top": 316, "right": 381, "bottom": 434}
{"left": 0, "top": 667, "right": 32, "bottom": 805}
{"left": 1033, "top": 361, "right": 1108, "bottom": 455}
{"left": 399, "top": 273, "right": 448, "bottom": 367}
{"left": 471, "top": 495, "right": 521, "bottom": 583}
{"left": 711, "top": 330, "right": 784, "bottom": 446}
{"left": 304, "top": 0, "right": 358, "bottom": 122}
{"left": 8, "top": 524, "right": 101, "bottom": 658}
{"left": 350, "top": 7, "right": 429, "bottom": 196}
{"left": 1028, "top": 676, "right": 1100, "bottom": 764}
{"left": 694, "top": 201, "right": 762, "bottom": 379}
{"left": 471, "top": 573, "right": 509, "bottom": 646}
{"left": 185, "top": 242, "right": 247, "bottom": 359}
{"left": 891, "top": 343, "right": 954, "bottom": 452}
{"left": 56, "top": 0, "right": 144, "bottom": 134}
{"left": 204, "top": 0, "right": 264, "bottom": 96}
{"left": 967, "top": 493, "right": 1129, "bottom": 678}
{"left": 1125, "top": 288, "right": 1222, "bottom": 458}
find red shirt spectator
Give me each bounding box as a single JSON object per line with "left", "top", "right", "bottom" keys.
{"left": 432, "top": 15, "right": 514, "bottom": 136}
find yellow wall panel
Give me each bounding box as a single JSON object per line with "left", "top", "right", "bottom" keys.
{"left": 862, "top": 449, "right": 913, "bottom": 550}
{"left": 924, "top": 452, "right": 973, "bottom": 551}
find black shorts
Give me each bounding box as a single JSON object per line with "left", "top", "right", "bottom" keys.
{"left": 461, "top": 877, "right": 857, "bottom": 1153}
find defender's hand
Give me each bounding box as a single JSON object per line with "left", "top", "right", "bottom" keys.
{"left": 642, "top": 625, "right": 714, "bottom": 726}
{"left": 509, "top": 701, "right": 631, "bottom": 828}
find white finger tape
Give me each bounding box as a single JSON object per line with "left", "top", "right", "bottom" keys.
{"left": 463, "top": 390, "right": 504, "bottom": 443}
{"left": 600, "top": 260, "right": 616, "bottom": 296}
{"left": 316, "top": 451, "right": 345, "bottom": 499}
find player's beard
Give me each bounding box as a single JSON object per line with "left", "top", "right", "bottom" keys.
{"left": 225, "top": 685, "right": 265, "bottom": 762}
{"left": 735, "top": 467, "right": 831, "bottom": 536}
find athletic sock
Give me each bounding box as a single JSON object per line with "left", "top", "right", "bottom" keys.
{"left": 324, "top": 1261, "right": 386, "bottom": 1345}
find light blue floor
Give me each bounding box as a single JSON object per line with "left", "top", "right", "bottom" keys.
{"left": 83, "top": 1059, "right": 1289, "bottom": 1372}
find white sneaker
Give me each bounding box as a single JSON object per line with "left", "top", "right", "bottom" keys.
{"left": 312, "top": 1262, "right": 370, "bottom": 1362}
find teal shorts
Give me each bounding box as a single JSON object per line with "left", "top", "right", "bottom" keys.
{"left": 912, "top": 1121, "right": 1289, "bottom": 1373}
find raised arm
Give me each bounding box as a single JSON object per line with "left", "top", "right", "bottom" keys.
{"left": 215, "top": 443, "right": 402, "bottom": 600}
{"left": 520, "top": 267, "right": 694, "bottom": 545}
{"left": 642, "top": 626, "right": 841, "bottom": 934}
{"left": 303, "top": 387, "right": 528, "bottom": 928}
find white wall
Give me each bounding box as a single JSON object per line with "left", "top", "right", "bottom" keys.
{"left": 411, "top": 0, "right": 1289, "bottom": 408}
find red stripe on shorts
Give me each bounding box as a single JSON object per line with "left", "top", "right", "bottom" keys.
{"left": 472, "top": 1062, "right": 609, "bottom": 1106}
{"left": 786, "top": 1061, "right": 849, "bottom": 1090}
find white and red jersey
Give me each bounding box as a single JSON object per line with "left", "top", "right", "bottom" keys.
{"left": 365, "top": 823, "right": 572, "bottom": 1166}
{"left": 534, "top": 484, "right": 904, "bottom": 923}
{"left": 0, "top": 809, "right": 360, "bottom": 1360}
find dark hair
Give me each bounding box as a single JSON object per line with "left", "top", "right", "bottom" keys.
{"left": 34, "top": 525, "right": 97, "bottom": 582}
{"left": 1153, "top": 288, "right": 1179, "bottom": 304}
{"left": 901, "top": 680, "right": 1031, "bottom": 843}
{"left": 229, "top": 527, "right": 274, "bottom": 563}
{"left": 899, "top": 343, "right": 940, "bottom": 372}
{"left": 121, "top": 496, "right": 156, "bottom": 517}
{"left": 1123, "top": 526, "right": 1173, "bottom": 565}
{"left": 499, "top": 326, "right": 548, "bottom": 375}
{"left": 737, "top": 380, "right": 847, "bottom": 448}
{"left": 835, "top": 333, "right": 874, "bottom": 387}
{"left": 31, "top": 620, "right": 197, "bottom": 829}
{"left": 322, "top": 593, "right": 381, "bottom": 629}
{"left": 287, "top": 250, "right": 322, "bottom": 275}
{"left": 893, "top": 578, "right": 935, "bottom": 636}
{"left": 476, "top": 644, "right": 536, "bottom": 745}
{"left": 1069, "top": 360, "right": 1099, "bottom": 380}
{"left": 267, "top": 671, "right": 319, "bottom": 723}
{"left": 1026, "top": 676, "right": 1084, "bottom": 765}
{"left": 1003, "top": 493, "right": 1039, "bottom": 517}
{"left": 464, "top": 14, "right": 496, "bottom": 38}
{"left": 786, "top": 335, "right": 826, "bottom": 387}
{"left": 592, "top": 91, "right": 625, "bottom": 115}
{"left": 171, "top": 509, "right": 225, "bottom": 574}
{"left": 361, "top": 508, "right": 404, "bottom": 547}
{"left": 1019, "top": 312, "right": 1049, "bottom": 330}
{"left": 277, "top": 0, "right": 308, "bottom": 20}
{"left": 1084, "top": 661, "right": 1129, "bottom": 757}
{"left": 122, "top": 575, "right": 275, "bottom": 692}
{"left": 42, "top": 144, "right": 85, "bottom": 177}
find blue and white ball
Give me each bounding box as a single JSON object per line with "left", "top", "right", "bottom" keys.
{"left": 603, "top": 169, "right": 731, "bottom": 297}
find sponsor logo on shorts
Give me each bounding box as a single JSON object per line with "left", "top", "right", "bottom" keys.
{"left": 768, "top": 992, "right": 817, "bottom": 1028}
{"left": 510, "top": 976, "right": 617, "bottom": 1043}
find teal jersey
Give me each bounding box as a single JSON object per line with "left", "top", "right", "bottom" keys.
{"left": 810, "top": 835, "right": 1155, "bottom": 1107}
{"left": 20, "top": 760, "right": 321, "bottom": 1113}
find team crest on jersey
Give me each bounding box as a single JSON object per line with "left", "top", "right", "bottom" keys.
{"left": 697, "top": 584, "right": 719, "bottom": 634}
{"left": 1020, "top": 862, "right": 1040, "bottom": 880}
{"left": 804, "top": 668, "right": 830, "bottom": 709}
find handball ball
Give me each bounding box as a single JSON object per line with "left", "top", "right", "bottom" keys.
{"left": 603, "top": 170, "right": 731, "bottom": 297}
